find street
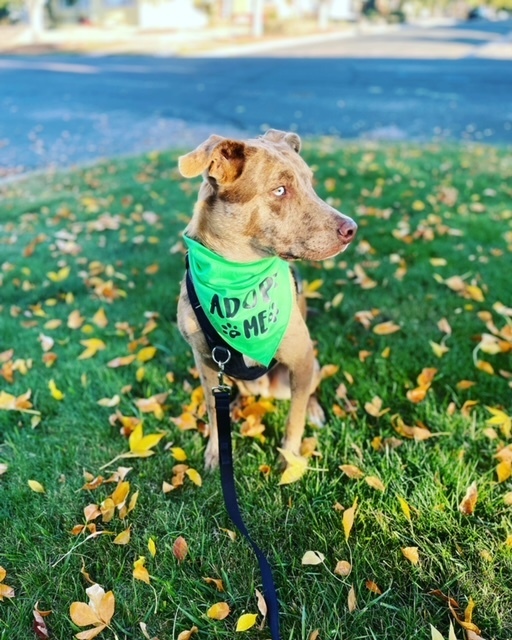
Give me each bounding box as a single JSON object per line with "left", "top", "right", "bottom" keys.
{"left": 0, "top": 19, "right": 511, "bottom": 174}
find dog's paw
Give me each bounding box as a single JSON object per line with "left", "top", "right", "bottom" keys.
{"left": 204, "top": 439, "right": 220, "bottom": 471}
{"left": 307, "top": 395, "right": 325, "bottom": 428}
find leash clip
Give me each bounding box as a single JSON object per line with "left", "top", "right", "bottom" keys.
{"left": 212, "top": 346, "right": 232, "bottom": 393}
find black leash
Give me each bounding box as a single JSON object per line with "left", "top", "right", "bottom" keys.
{"left": 212, "top": 350, "right": 281, "bottom": 640}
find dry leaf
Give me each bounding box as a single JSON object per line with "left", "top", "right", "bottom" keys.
{"left": 459, "top": 481, "right": 478, "bottom": 515}
{"left": 113, "top": 527, "right": 131, "bottom": 545}
{"left": 365, "top": 476, "right": 385, "bottom": 492}
{"left": 301, "top": 551, "right": 325, "bottom": 565}
{"left": 339, "top": 464, "right": 364, "bottom": 480}
{"left": 397, "top": 496, "right": 412, "bottom": 522}
{"left": 70, "top": 583, "right": 115, "bottom": 640}
{"left": 347, "top": 585, "right": 357, "bottom": 612}
{"left": 173, "top": 536, "right": 189, "bottom": 562}
{"left": 148, "top": 537, "right": 156, "bottom": 557}
{"left": 177, "top": 627, "right": 198, "bottom": 640}
{"left": 365, "top": 580, "right": 382, "bottom": 594}
{"left": 401, "top": 546, "right": 419, "bottom": 565}
{"left": 203, "top": 577, "right": 224, "bottom": 592}
{"left": 373, "top": 321, "right": 401, "bottom": 335}
{"left": 342, "top": 497, "right": 358, "bottom": 542}
{"left": 334, "top": 560, "right": 352, "bottom": 577}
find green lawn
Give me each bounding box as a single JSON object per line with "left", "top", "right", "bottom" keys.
{"left": 0, "top": 142, "right": 511, "bottom": 640}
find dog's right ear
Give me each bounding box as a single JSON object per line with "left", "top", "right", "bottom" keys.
{"left": 178, "top": 136, "right": 246, "bottom": 185}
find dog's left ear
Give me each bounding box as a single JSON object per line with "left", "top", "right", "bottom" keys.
{"left": 179, "top": 136, "right": 246, "bottom": 185}
{"left": 262, "top": 129, "right": 301, "bottom": 153}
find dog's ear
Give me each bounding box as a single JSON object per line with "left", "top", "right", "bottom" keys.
{"left": 178, "top": 136, "right": 246, "bottom": 184}
{"left": 262, "top": 128, "right": 301, "bottom": 153}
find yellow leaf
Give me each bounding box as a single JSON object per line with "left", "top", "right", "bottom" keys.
{"left": 49, "top": 378, "right": 64, "bottom": 400}
{"left": 92, "top": 308, "right": 108, "bottom": 328}
{"left": 278, "top": 448, "right": 308, "bottom": 485}
{"left": 365, "top": 476, "right": 385, "bottom": 492}
{"left": 303, "top": 279, "right": 324, "bottom": 298}
{"left": 459, "top": 481, "right": 478, "bottom": 515}
{"left": 136, "top": 346, "right": 157, "bottom": 363}
{"left": 466, "top": 285, "right": 484, "bottom": 302}
{"left": 136, "top": 367, "right": 145, "bottom": 382}
{"left": 301, "top": 550, "right": 325, "bottom": 565}
{"left": 430, "top": 341, "right": 450, "bottom": 358}
{"left": 74, "top": 625, "right": 107, "bottom": 640}
{"left": 236, "top": 613, "right": 258, "bottom": 632}
{"left": 148, "top": 537, "right": 156, "bottom": 557}
{"left": 401, "top": 546, "right": 419, "bottom": 565}
{"left": 133, "top": 556, "right": 150, "bottom": 584}
{"left": 497, "top": 460, "right": 512, "bottom": 483}
{"left": 44, "top": 319, "right": 62, "bottom": 330}
{"left": 476, "top": 360, "right": 494, "bottom": 375}
{"left": 0, "top": 583, "right": 15, "bottom": 600}
{"left": 111, "top": 481, "right": 130, "bottom": 506}
{"left": 113, "top": 527, "right": 131, "bottom": 545}
{"left": 398, "top": 496, "right": 412, "bottom": 522}
{"left": 207, "top": 602, "right": 230, "bottom": 620}
{"left": 486, "top": 406, "right": 511, "bottom": 438}
{"left": 28, "top": 479, "right": 45, "bottom": 493}
{"left": 128, "top": 423, "right": 165, "bottom": 455}
{"left": 342, "top": 497, "right": 358, "bottom": 542}
{"left": 47, "top": 266, "right": 70, "bottom": 282}
{"left": 170, "top": 447, "right": 187, "bottom": 462}
{"left": 78, "top": 339, "right": 106, "bottom": 360}
{"left": 373, "top": 321, "right": 401, "bottom": 335}
{"left": 69, "top": 602, "right": 102, "bottom": 627}
{"left": 186, "top": 468, "right": 202, "bottom": 487}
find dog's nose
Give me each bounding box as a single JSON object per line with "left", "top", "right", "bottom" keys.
{"left": 337, "top": 218, "right": 358, "bottom": 243}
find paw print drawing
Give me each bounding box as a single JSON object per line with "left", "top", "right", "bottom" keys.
{"left": 268, "top": 303, "right": 280, "bottom": 324}
{"left": 221, "top": 322, "right": 242, "bottom": 339}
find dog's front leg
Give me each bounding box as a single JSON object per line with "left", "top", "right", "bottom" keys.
{"left": 278, "top": 313, "right": 316, "bottom": 456}
{"left": 194, "top": 354, "right": 223, "bottom": 470}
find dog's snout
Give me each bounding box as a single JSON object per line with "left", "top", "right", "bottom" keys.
{"left": 337, "top": 218, "right": 358, "bottom": 243}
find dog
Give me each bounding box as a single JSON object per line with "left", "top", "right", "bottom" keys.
{"left": 177, "top": 129, "right": 357, "bottom": 470}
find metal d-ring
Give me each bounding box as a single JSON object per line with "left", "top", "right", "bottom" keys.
{"left": 211, "top": 346, "right": 232, "bottom": 392}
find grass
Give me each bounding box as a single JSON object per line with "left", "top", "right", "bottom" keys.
{"left": 0, "top": 141, "right": 511, "bottom": 640}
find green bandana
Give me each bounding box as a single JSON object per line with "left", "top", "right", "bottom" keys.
{"left": 184, "top": 235, "right": 293, "bottom": 367}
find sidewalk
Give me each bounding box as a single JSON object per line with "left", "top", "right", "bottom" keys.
{"left": 0, "top": 16, "right": 457, "bottom": 58}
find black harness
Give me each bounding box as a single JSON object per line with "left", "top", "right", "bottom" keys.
{"left": 185, "top": 255, "right": 301, "bottom": 380}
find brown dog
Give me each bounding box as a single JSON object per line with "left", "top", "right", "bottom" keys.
{"left": 177, "top": 129, "right": 357, "bottom": 469}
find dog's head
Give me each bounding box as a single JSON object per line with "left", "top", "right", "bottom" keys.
{"left": 179, "top": 129, "right": 357, "bottom": 262}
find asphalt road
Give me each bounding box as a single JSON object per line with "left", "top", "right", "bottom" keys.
{"left": 0, "top": 18, "right": 511, "bottom": 175}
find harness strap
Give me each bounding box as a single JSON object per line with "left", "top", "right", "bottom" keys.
{"left": 214, "top": 388, "right": 281, "bottom": 640}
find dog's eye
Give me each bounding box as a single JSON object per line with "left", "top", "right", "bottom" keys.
{"left": 273, "top": 186, "right": 286, "bottom": 197}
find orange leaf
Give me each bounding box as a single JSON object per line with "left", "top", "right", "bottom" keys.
{"left": 459, "top": 481, "right": 478, "bottom": 515}
{"left": 207, "top": 602, "right": 230, "bottom": 620}
{"left": 173, "top": 536, "right": 189, "bottom": 562}
{"left": 373, "top": 321, "right": 401, "bottom": 335}
{"left": 401, "top": 546, "right": 419, "bottom": 565}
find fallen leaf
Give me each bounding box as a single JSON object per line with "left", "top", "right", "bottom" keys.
{"left": 373, "top": 321, "right": 401, "bottom": 335}
{"left": 401, "top": 546, "right": 419, "bottom": 565}
{"left": 113, "top": 527, "right": 131, "bottom": 545}
{"left": 33, "top": 602, "right": 51, "bottom": 639}
{"left": 365, "top": 580, "right": 382, "bottom": 594}
{"left": 173, "top": 536, "right": 189, "bottom": 562}
{"left": 236, "top": 613, "right": 258, "bottom": 631}
{"left": 133, "top": 556, "right": 150, "bottom": 584}
{"left": 148, "top": 537, "right": 156, "bottom": 557}
{"left": 347, "top": 585, "right": 357, "bottom": 612}
{"left": 69, "top": 583, "right": 115, "bottom": 640}
{"left": 207, "top": 602, "right": 230, "bottom": 620}
{"left": 78, "top": 339, "right": 106, "bottom": 360}
{"left": 339, "top": 464, "right": 364, "bottom": 479}
{"left": 365, "top": 476, "right": 385, "bottom": 492}
{"left": 203, "top": 577, "right": 224, "bottom": 592}
{"left": 177, "top": 627, "right": 199, "bottom": 640}
{"left": 278, "top": 448, "right": 308, "bottom": 485}
{"left": 342, "top": 497, "right": 358, "bottom": 542}
{"left": 49, "top": 379, "right": 64, "bottom": 400}
{"left": 28, "top": 480, "right": 45, "bottom": 494}
{"left": 397, "top": 496, "right": 412, "bottom": 522}
{"left": 334, "top": 560, "right": 352, "bottom": 576}
{"left": 459, "top": 481, "right": 478, "bottom": 515}
{"left": 185, "top": 468, "right": 202, "bottom": 487}
{"left": 301, "top": 551, "right": 325, "bottom": 565}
